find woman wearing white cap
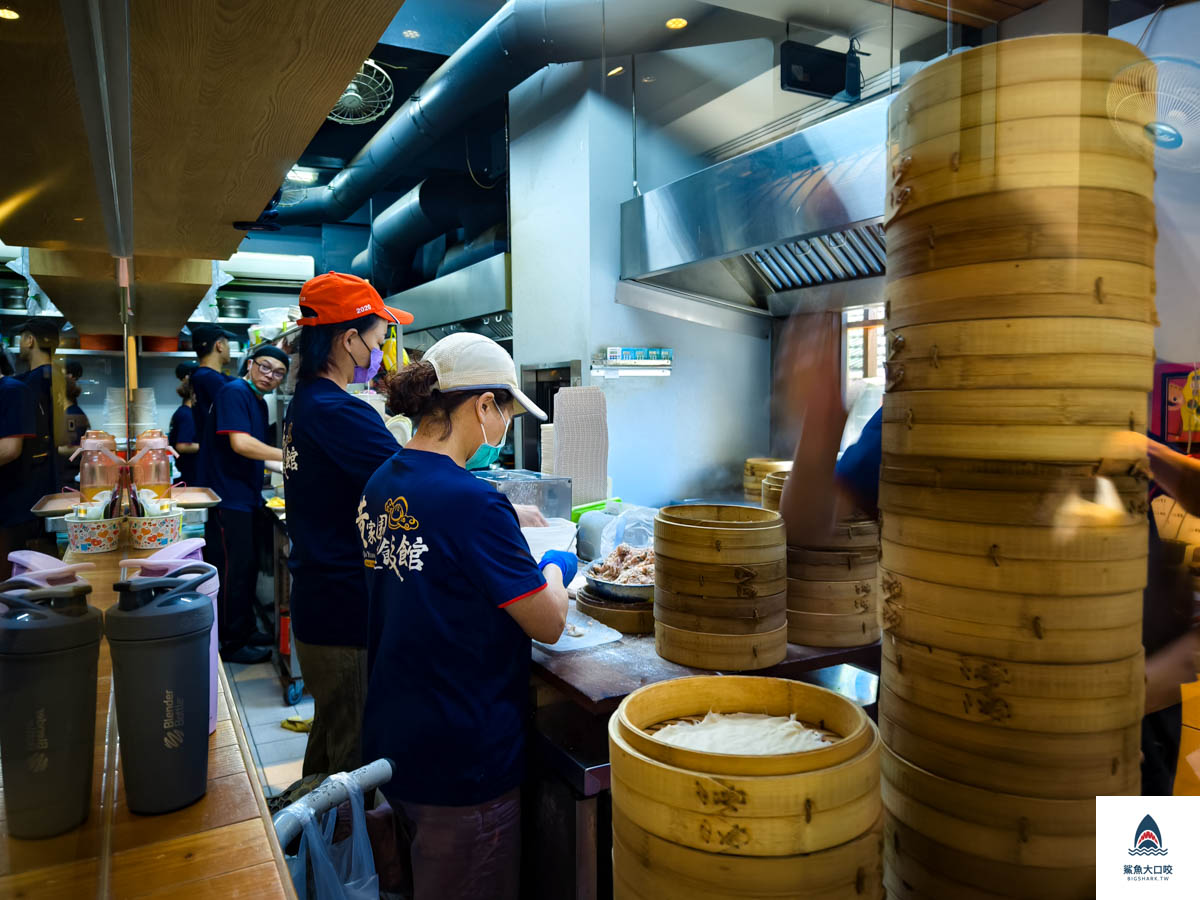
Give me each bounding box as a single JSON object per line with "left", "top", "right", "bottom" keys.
{"left": 358, "top": 332, "right": 572, "bottom": 900}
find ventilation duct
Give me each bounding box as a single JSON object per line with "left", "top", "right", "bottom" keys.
{"left": 261, "top": 0, "right": 745, "bottom": 228}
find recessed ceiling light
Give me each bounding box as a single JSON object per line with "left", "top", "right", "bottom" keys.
{"left": 641, "top": 75, "right": 657, "bottom": 84}
{"left": 72, "top": 217, "right": 85, "bottom": 222}
{"left": 665, "top": 17, "right": 687, "bottom": 30}
{"left": 0, "top": 9, "right": 18, "bottom": 20}
{"left": 402, "top": 28, "right": 420, "bottom": 38}
{"left": 607, "top": 65, "right": 625, "bottom": 77}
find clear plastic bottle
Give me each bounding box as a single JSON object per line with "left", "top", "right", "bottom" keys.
{"left": 130, "top": 430, "right": 176, "bottom": 498}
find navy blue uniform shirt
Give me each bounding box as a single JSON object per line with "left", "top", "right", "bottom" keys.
{"left": 283, "top": 378, "right": 400, "bottom": 648}
{"left": 14, "top": 364, "right": 57, "bottom": 499}
{"left": 835, "top": 407, "right": 883, "bottom": 516}
{"left": 200, "top": 378, "right": 268, "bottom": 513}
{"left": 168, "top": 404, "right": 199, "bottom": 485}
{"left": 190, "top": 366, "right": 231, "bottom": 486}
{"left": 0, "top": 376, "right": 38, "bottom": 528}
{"left": 359, "top": 449, "right": 546, "bottom": 807}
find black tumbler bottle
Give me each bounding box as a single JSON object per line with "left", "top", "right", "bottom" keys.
{"left": 0, "top": 579, "right": 102, "bottom": 838}
{"left": 105, "top": 563, "right": 216, "bottom": 815}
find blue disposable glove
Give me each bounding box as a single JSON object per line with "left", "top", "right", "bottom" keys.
{"left": 538, "top": 550, "right": 578, "bottom": 584}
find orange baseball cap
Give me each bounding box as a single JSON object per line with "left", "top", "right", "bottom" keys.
{"left": 296, "top": 271, "right": 414, "bottom": 326}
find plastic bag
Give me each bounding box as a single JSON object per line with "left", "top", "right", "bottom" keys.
{"left": 284, "top": 805, "right": 343, "bottom": 900}
{"left": 600, "top": 506, "right": 659, "bottom": 559}
{"left": 325, "top": 773, "right": 379, "bottom": 900}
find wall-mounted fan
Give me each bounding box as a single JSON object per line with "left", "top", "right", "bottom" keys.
{"left": 1109, "top": 8, "right": 1200, "bottom": 173}
{"left": 327, "top": 59, "right": 395, "bottom": 125}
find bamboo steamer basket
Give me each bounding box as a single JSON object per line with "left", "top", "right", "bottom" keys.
{"left": 655, "top": 621, "right": 787, "bottom": 671}
{"left": 654, "top": 597, "right": 786, "bottom": 636}
{"left": 882, "top": 421, "right": 1148, "bottom": 463}
{"left": 786, "top": 548, "right": 878, "bottom": 582}
{"left": 881, "top": 512, "right": 1147, "bottom": 562}
{"left": 613, "top": 806, "right": 883, "bottom": 899}
{"left": 800, "top": 517, "right": 880, "bottom": 553}
{"left": 615, "top": 675, "right": 874, "bottom": 777}
{"left": 878, "top": 479, "right": 1149, "bottom": 525}
{"left": 575, "top": 587, "right": 653, "bottom": 635}
{"left": 609, "top": 716, "right": 880, "bottom": 857}
{"left": 655, "top": 506, "right": 785, "bottom": 566}
{"left": 787, "top": 577, "right": 875, "bottom": 615}
{"left": 744, "top": 458, "right": 791, "bottom": 478}
{"left": 883, "top": 813, "right": 1094, "bottom": 900}
{"left": 889, "top": 34, "right": 1148, "bottom": 127}
{"left": 787, "top": 610, "right": 881, "bottom": 648}
{"left": 883, "top": 318, "right": 1155, "bottom": 393}
{"left": 878, "top": 685, "right": 1141, "bottom": 799}
{"left": 886, "top": 190, "right": 1157, "bottom": 284}
{"left": 881, "top": 746, "right": 1099, "bottom": 868}
{"left": 879, "top": 453, "right": 1149, "bottom": 493}
{"left": 879, "top": 540, "right": 1146, "bottom": 595}
{"left": 655, "top": 586, "right": 786, "bottom": 621}
{"left": 655, "top": 554, "right": 785, "bottom": 599}
{"left": 883, "top": 388, "right": 1147, "bottom": 430}
{"left": 760, "top": 471, "right": 787, "bottom": 511}
{"left": 886, "top": 151, "right": 1154, "bottom": 224}
{"left": 881, "top": 639, "right": 1143, "bottom": 733}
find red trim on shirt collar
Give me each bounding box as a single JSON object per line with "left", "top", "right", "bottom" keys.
{"left": 216, "top": 430, "right": 249, "bottom": 435}
{"left": 498, "top": 582, "right": 547, "bottom": 609}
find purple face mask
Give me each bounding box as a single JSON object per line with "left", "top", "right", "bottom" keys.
{"left": 351, "top": 335, "right": 383, "bottom": 384}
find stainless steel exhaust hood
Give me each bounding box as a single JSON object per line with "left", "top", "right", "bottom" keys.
{"left": 384, "top": 251, "right": 512, "bottom": 348}
{"left": 619, "top": 95, "right": 889, "bottom": 330}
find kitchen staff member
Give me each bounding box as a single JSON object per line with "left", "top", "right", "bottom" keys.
{"left": 13, "top": 318, "right": 60, "bottom": 501}
{"left": 776, "top": 313, "right": 1199, "bottom": 796}
{"left": 0, "top": 357, "right": 37, "bottom": 580}
{"left": 169, "top": 362, "right": 200, "bottom": 485}
{"left": 282, "top": 271, "right": 413, "bottom": 784}
{"left": 190, "top": 323, "right": 235, "bottom": 485}
{"left": 359, "top": 333, "right": 572, "bottom": 900}
{"left": 200, "top": 344, "right": 287, "bottom": 664}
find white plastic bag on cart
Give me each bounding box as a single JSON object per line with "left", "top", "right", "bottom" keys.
{"left": 600, "top": 505, "right": 658, "bottom": 559}
{"left": 284, "top": 805, "right": 343, "bottom": 900}
{"left": 324, "top": 772, "right": 379, "bottom": 900}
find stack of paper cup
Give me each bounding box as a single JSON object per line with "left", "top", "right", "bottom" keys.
{"left": 130, "top": 388, "right": 157, "bottom": 436}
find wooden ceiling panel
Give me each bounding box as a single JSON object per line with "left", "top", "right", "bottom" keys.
{"left": 866, "top": 0, "right": 1044, "bottom": 27}
{"left": 0, "top": 6, "right": 108, "bottom": 252}
{"left": 130, "top": 0, "right": 405, "bottom": 261}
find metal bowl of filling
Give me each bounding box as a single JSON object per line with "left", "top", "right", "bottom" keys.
{"left": 583, "top": 545, "right": 655, "bottom": 602}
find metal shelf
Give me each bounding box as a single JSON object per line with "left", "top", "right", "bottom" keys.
{"left": 188, "top": 317, "right": 256, "bottom": 326}
{"left": 56, "top": 348, "right": 123, "bottom": 358}
{"left": 140, "top": 351, "right": 195, "bottom": 359}
{"left": 0, "top": 309, "right": 62, "bottom": 317}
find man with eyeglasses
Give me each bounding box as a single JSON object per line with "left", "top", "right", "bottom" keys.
{"left": 200, "top": 344, "right": 289, "bottom": 664}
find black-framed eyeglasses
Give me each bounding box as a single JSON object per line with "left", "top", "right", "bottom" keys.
{"left": 253, "top": 360, "right": 287, "bottom": 380}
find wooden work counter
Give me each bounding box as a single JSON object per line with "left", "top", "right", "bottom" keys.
{"left": 0, "top": 546, "right": 295, "bottom": 899}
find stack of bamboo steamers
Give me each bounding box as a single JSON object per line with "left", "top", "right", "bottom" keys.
{"left": 878, "top": 34, "right": 1157, "bottom": 899}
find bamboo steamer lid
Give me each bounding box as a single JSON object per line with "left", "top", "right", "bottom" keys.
{"left": 879, "top": 540, "right": 1146, "bottom": 595}
{"left": 654, "top": 600, "right": 787, "bottom": 636}
{"left": 881, "top": 643, "right": 1144, "bottom": 734}
{"left": 886, "top": 191, "right": 1157, "bottom": 285}
{"left": 655, "top": 557, "right": 787, "bottom": 599}
{"left": 787, "top": 578, "right": 875, "bottom": 615}
{"left": 881, "top": 747, "right": 1100, "bottom": 868}
{"left": 655, "top": 621, "right": 787, "bottom": 671}
{"left": 575, "top": 588, "right": 653, "bottom": 635}
{"left": 614, "top": 676, "right": 874, "bottom": 777}
{"left": 655, "top": 506, "right": 786, "bottom": 566}
{"left": 878, "top": 685, "right": 1141, "bottom": 799}
{"left": 881, "top": 513, "right": 1147, "bottom": 562}
{"left": 879, "top": 453, "right": 1149, "bottom": 492}
{"left": 891, "top": 79, "right": 1153, "bottom": 153}
{"left": 608, "top": 715, "right": 881, "bottom": 857}
{"left": 890, "top": 34, "right": 1148, "bottom": 124}
{"left": 883, "top": 388, "right": 1148, "bottom": 429}
{"left": 887, "top": 151, "right": 1154, "bottom": 224}
{"left": 884, "top": 813, "right": 1095, "bottom": 900}
{"left": 655, "top": 586, "right": 786, "bottom": 621}
{"left": 787, "top": 610, "right": 881, "bottom": 648}
{"left": 612, "top": 805, "right": 883, "bottom": 899}
{"left": 878, "top": 479, "right": 1149, "bottom": 526}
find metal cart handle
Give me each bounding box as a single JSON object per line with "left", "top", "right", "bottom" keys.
{"left": 272, "top": 758, "right": 395, "bottom": 848}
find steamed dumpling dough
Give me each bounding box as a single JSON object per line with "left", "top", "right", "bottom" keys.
{"left": 653, "top": 712, "right": 832, "bottom": 755}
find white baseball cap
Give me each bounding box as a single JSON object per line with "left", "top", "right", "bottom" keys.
{"left": 424, "top": 332, "right": 547, "bottom": 421}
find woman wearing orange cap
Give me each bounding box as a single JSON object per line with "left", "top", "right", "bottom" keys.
{"left": 281, "top": 272, "right": 415, "bottom": 785}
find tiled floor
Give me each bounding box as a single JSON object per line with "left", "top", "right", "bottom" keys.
{"left": 225, "top": 659, "right": 312, "bottom": 797}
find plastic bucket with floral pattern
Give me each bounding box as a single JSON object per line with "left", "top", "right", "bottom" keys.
{"left": 128, "top": 512, "right": 183, "bottom": 549}
{"left": 65, "top": 515, "right": 123, "bottom": 553}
